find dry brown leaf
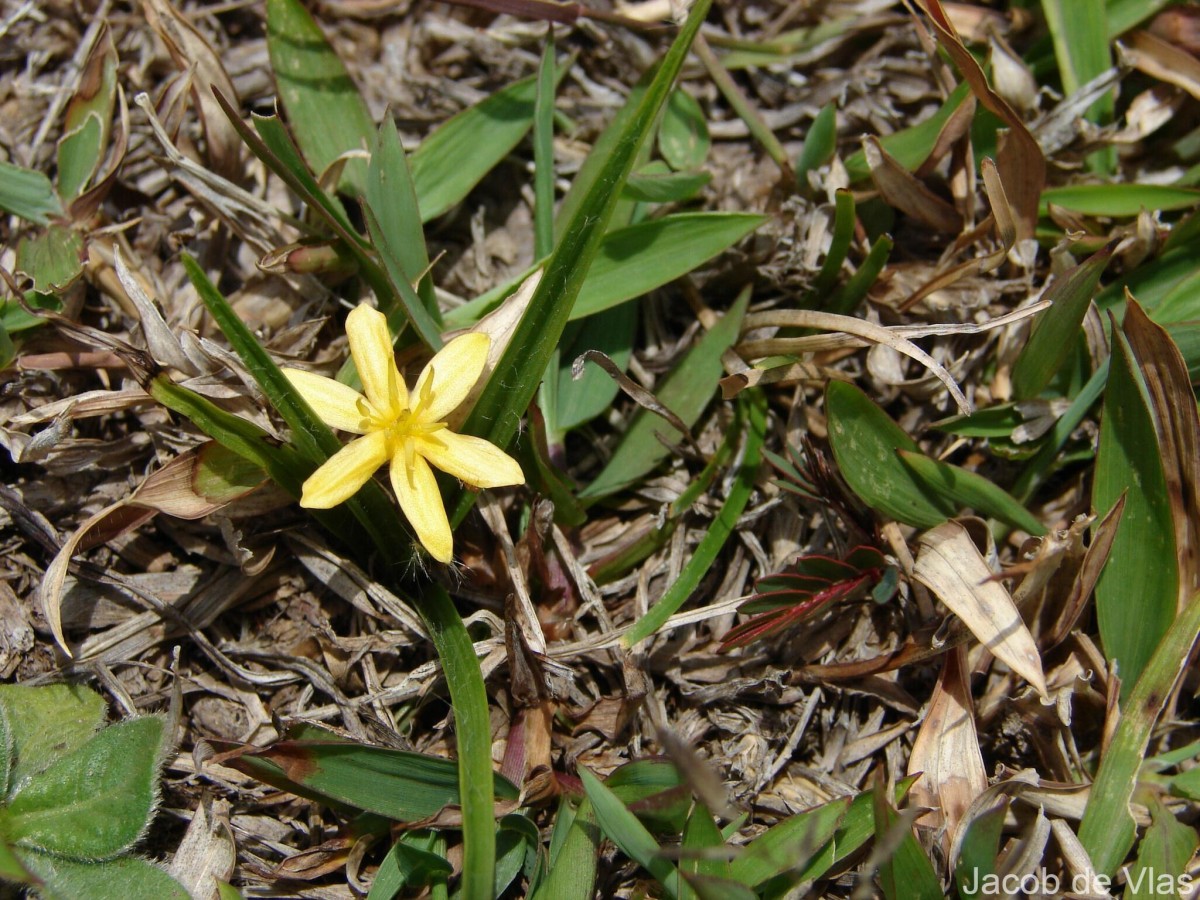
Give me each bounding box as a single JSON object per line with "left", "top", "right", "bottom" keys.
{"left": 142, "top": 0, "right": 242, "bottom": 177}
{"left": 908, "top": 645, "right": 986, "bottom": 854}
{"left": 864, "top": 136, "right": 964, "bottom": 234}
{"left": 1121, "top": 29, "right": 1200, "bottom": 102}
{"left": 914, "top": 521, "right": 1048, "bottom": 696}
{"left": 921, "top": 0, "right": 1045, "bottom": 242}
{"left": 169, "top": 797, "right": 237, "bottom": 900}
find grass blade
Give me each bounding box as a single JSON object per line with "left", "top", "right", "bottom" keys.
{"left": 1041, "top": 0, "right": 1114, "bottom": 173}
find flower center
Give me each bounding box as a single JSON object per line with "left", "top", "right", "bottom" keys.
{"left": 375, "top": 369, "right": 449, "bottom": 476}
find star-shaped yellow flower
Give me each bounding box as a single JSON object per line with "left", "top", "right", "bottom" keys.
{"left": 283, "top": 304, "right": 523, "bottom": 563}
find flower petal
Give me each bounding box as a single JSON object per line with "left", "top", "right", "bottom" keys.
{"left": 413, "top": 332, "right": 490, "bottom": 422}
{"left": 283, "top": 368, "right": 374, "bottom": 434}
{"left": 300, "top": 431, "right": 389, "bottom": 508}
{"left": 347, "top": 304, "right": 406, "bottom": 416}
{"left": 390, "top": 452, "right": 453, "bottom": 563}
{"left": 418, "top": 431, "right": 524, "bottom": 489}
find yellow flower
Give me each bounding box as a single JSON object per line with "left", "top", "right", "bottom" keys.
{"left": 283, "top": 303, "right": 523, "bottom": 563}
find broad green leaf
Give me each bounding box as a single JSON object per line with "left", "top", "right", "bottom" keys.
{"left": 624, "top": 163, "right": 711, "bottom": 203}
{"left": 579, "top": 767, "right": 695, "bottom": 900}
{"left": 1093, "top": 328, "right": 1177, "bottom": 693}
{"left": 56, "top": 25, "right": 118, "bottom": 201}
{"left": 223, "top": 739, "right": 517, "bottom": 822}
{"left": 825, "top": 380, "right": 956, "bottom": 528}
{"left": 1080, "top": 590, "right": 1200, "bottom": 874}
{"left": 659, "top": 87, "right": 710, "bottom": 171}
{"left": 682, "top": 803, "right": 728, "bottom": 881}
{"left": 494, "top": 815, "right": 538, "bottom": 897}
{"left": 727, "top": 796, "right": 848, "bottom": 887}
{"left": 897, "top": 451, "right": 1046, "bottom": 535}
{"left": 266, "top": 0, "right": 374, "bottom": 195}
{"left": 873, "top": 784, "right": 942, "bottom": 900}
{"left": 1012, "top": 242, "right": 1113, "bottom": 400}
{"left": 529, "top": 799, "right": 598, "bottom": 900}
{"left": 0, "top": 160, "right": 62, "bottom": 225}
{"left": 1148, "top": 269, "right": 1200, "bottom": 325}
{"left": 1, "top": 717, "right": 163, "bottom": 860}
{"left": 1108, "top": 0, "right": 1175, "bottom": 39}
{"left": 1123, "top": 796, "right": 1198, "bottom": 900}
{"left": 954, "top": 804, "right": 1005, "bottom": 899}
{"left": 0, "top": 838, "right": 33, "bottom": 884}
{"left": 15, "top": 225, "right": 85, "bottom": 294}
{"left": 411, "top": 72, "right": 551, "bottom": 222}
{"left": 571, "top": 212, "right": 767, "bottom": 320}
{"left": 622, "top": 394, "right": 764, "bottom": 646}
{"left": 581, "top": 287, "right": 749, "bottom": 499}
{"left": 553, "top": 304, "right": 637, "bottom": 433}
{"left": 17, "top": 852, "right": 189, "bottom": 900}
{"left": 0, "top": 684, "right": 106, "bottom": 794}
{"left": 368, "top": 833, "right": 452, "bottom": 900}
{"left": 1040, "top": 184, "right": 1200, "bottom": 217}
{"left": 1041, "top": 0, "right": 1113, "bottom": 173}
{"left": 456, "top": 0, "right": 715, "bottom": 518}
{"left": 0, "top": 705, "right": 9, "bottom": 799}
{"left": 844, "top": 82, "right": 971, "bottom": 182}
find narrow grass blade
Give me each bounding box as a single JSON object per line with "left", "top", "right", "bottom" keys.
{"left": 825, "top": 380, "right": 956, "bottom": 528}
{"left": 579, "top": 767, "right": 695, "bottom": 900}
{"left": 363, "top": 118, "right": 439, "bottom": 337}
{"left": 266, "top": 0, "right": 374, "bottom": 195}
{"left": 1079, "top": 590, "right": 1200, "bottom": 873}
{"left": 843, "top": 82, "right": 971, "bottom": 182}
{"left": 872, "top": 777, "right": 943, "bottom": 900}
{"left": 1123, "top": 796, "right": 1198, "bottom": 900}
{"left": 795, "top": 103, "right": 837, "bottom": 189}
{"left": 581, "top": 286, "right": 749, "bottom": 499}
{"left": 533, "top": 31, "right": 557, "bottom": 259}
{"left": 1041, "top": 183, "right": 1200, "bottom": 217}
{"left": 1012, "top": 242, "right": 1113, "bottom": 400}
{"left": 726, "top": 795, "right": 848, "bottom": 887}
{"left": 807, "top": 189, "right": 855, "bottom": 300}
{"left": 682, "top": 804, "right": 728, "bottom": 881}
{"left": 570, "top": 212, "right": 767, "bottom": 320}
{"left": 622, "top": 393, "right": 765, "bottom": 647}
{"left": 1093, "top": 323, "right": 1177, "bottom": 693}
{"left": 1041, "top": 0, "right": 1113, "bottom": 173}
{"left": 825, "top": 233, "right": 892, "bottom": 316}
{"left": 411, "top": 72, "right": 551, "bottom": 221}
{"left": 0, "top": 161, "right": 61, "bottom": 225}
{"left": 897, "top": 451, "right": 1046, "bottom": 535}
{"left": 456, "top": 0, "right": 715, "bottom": 520}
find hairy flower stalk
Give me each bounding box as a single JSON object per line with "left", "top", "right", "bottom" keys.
{"left": 283, "top": 304, "right": 523, "bottom": 562}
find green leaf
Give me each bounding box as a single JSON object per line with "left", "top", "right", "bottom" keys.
{"left": 897, "top": 451, "right": 1046, "bottom": 535}
{"left": 17, "top": 852, "right": 189, "bottom": 900}
{"left": 0, "top": 684, "right": 107, "bottom": 794}
{"left": 807, "top": 189, "right": 856, "bottom": 300}
{"left": 622, "top": 394, "right": 765, "bottom": 646}
{"left": 795, "top": 103, "right": 837, "bottom": 187}
{"left": 825, "top": 380, "right": 956, "bottom": 529}
{"left": 873, "top": 784, "right": 942, "bottom": 900}
{"left": 954, "top": 804, "right": 1005, "bottom": 899}
{"left": 571, "top": 213, "right": 766, "bottom": 321}
{"left": 266, "top": 0, "right": 374, "bottom": 196}
{"left": 362, "top": 119, "right": 443, "bottom": 349}
{"left": 624, "top": 163, "right": 711, "bottom": 203}
{"left": 368, "top": 833, "right": 452, "bottom": 900}
{"left": 222, "top": 740, "right": 518, "bottom": 822}
{"left": 1123, "top": 796, "right": 1198, "bottom": 900}
{"left": 726, "top": 796, "right": 848, "bottom": 887}
{"left": 1012, "top": 242, "right": 1113, "bottom": 400}
{"left": 56, "top": 25, "right": 118, "bottom": 201}
{"left": 579, "top": 767, "right": 695, "bottom": 900}
{"left": 534, "top": 33, "right": 557, "bottom": 259}
{"left": 1, "top": 717, "right": 163, "bottom": 860}
{"left": 457, "top": 0, "right": 715, "bottom": 519}
{"left": 529, "top": 799, "right": 599, "bottom": 900}
{"left": 553, "top": 305, "right": 637, "bottom": 433}
{"left": 682, "top": 803, "right": 728, "bottom": 881}
{"left": 411, "top": 72, "right": 552, "bottom": 222}
{"left": 0, "top": 160, "right": 62, "bottom": 225}
{"left": 1093, "top": 328, "right": 1177, "bottom": 692}
{"left": 0, "top": 705, "right": 10, "bottom": 800}
{"left": 1040, "top": 184, "right": 1200, "bottom": 217}
{"left": 15, "top": 225, "right": 85, "bottom": 294}
{"left": 494, "top": 815, "right": 538, "bottom": 897}
{"left": 825, "top": 233, "right": 892, "bottom": 316}
{"left": 581, "top": 286, "right": 749, "bottom": 499}
{"left": 1041, "top": 0, "right": 1113, "bottom": 173}
{"left": 659, "top": 87, "right": 710, "bottom": 171}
